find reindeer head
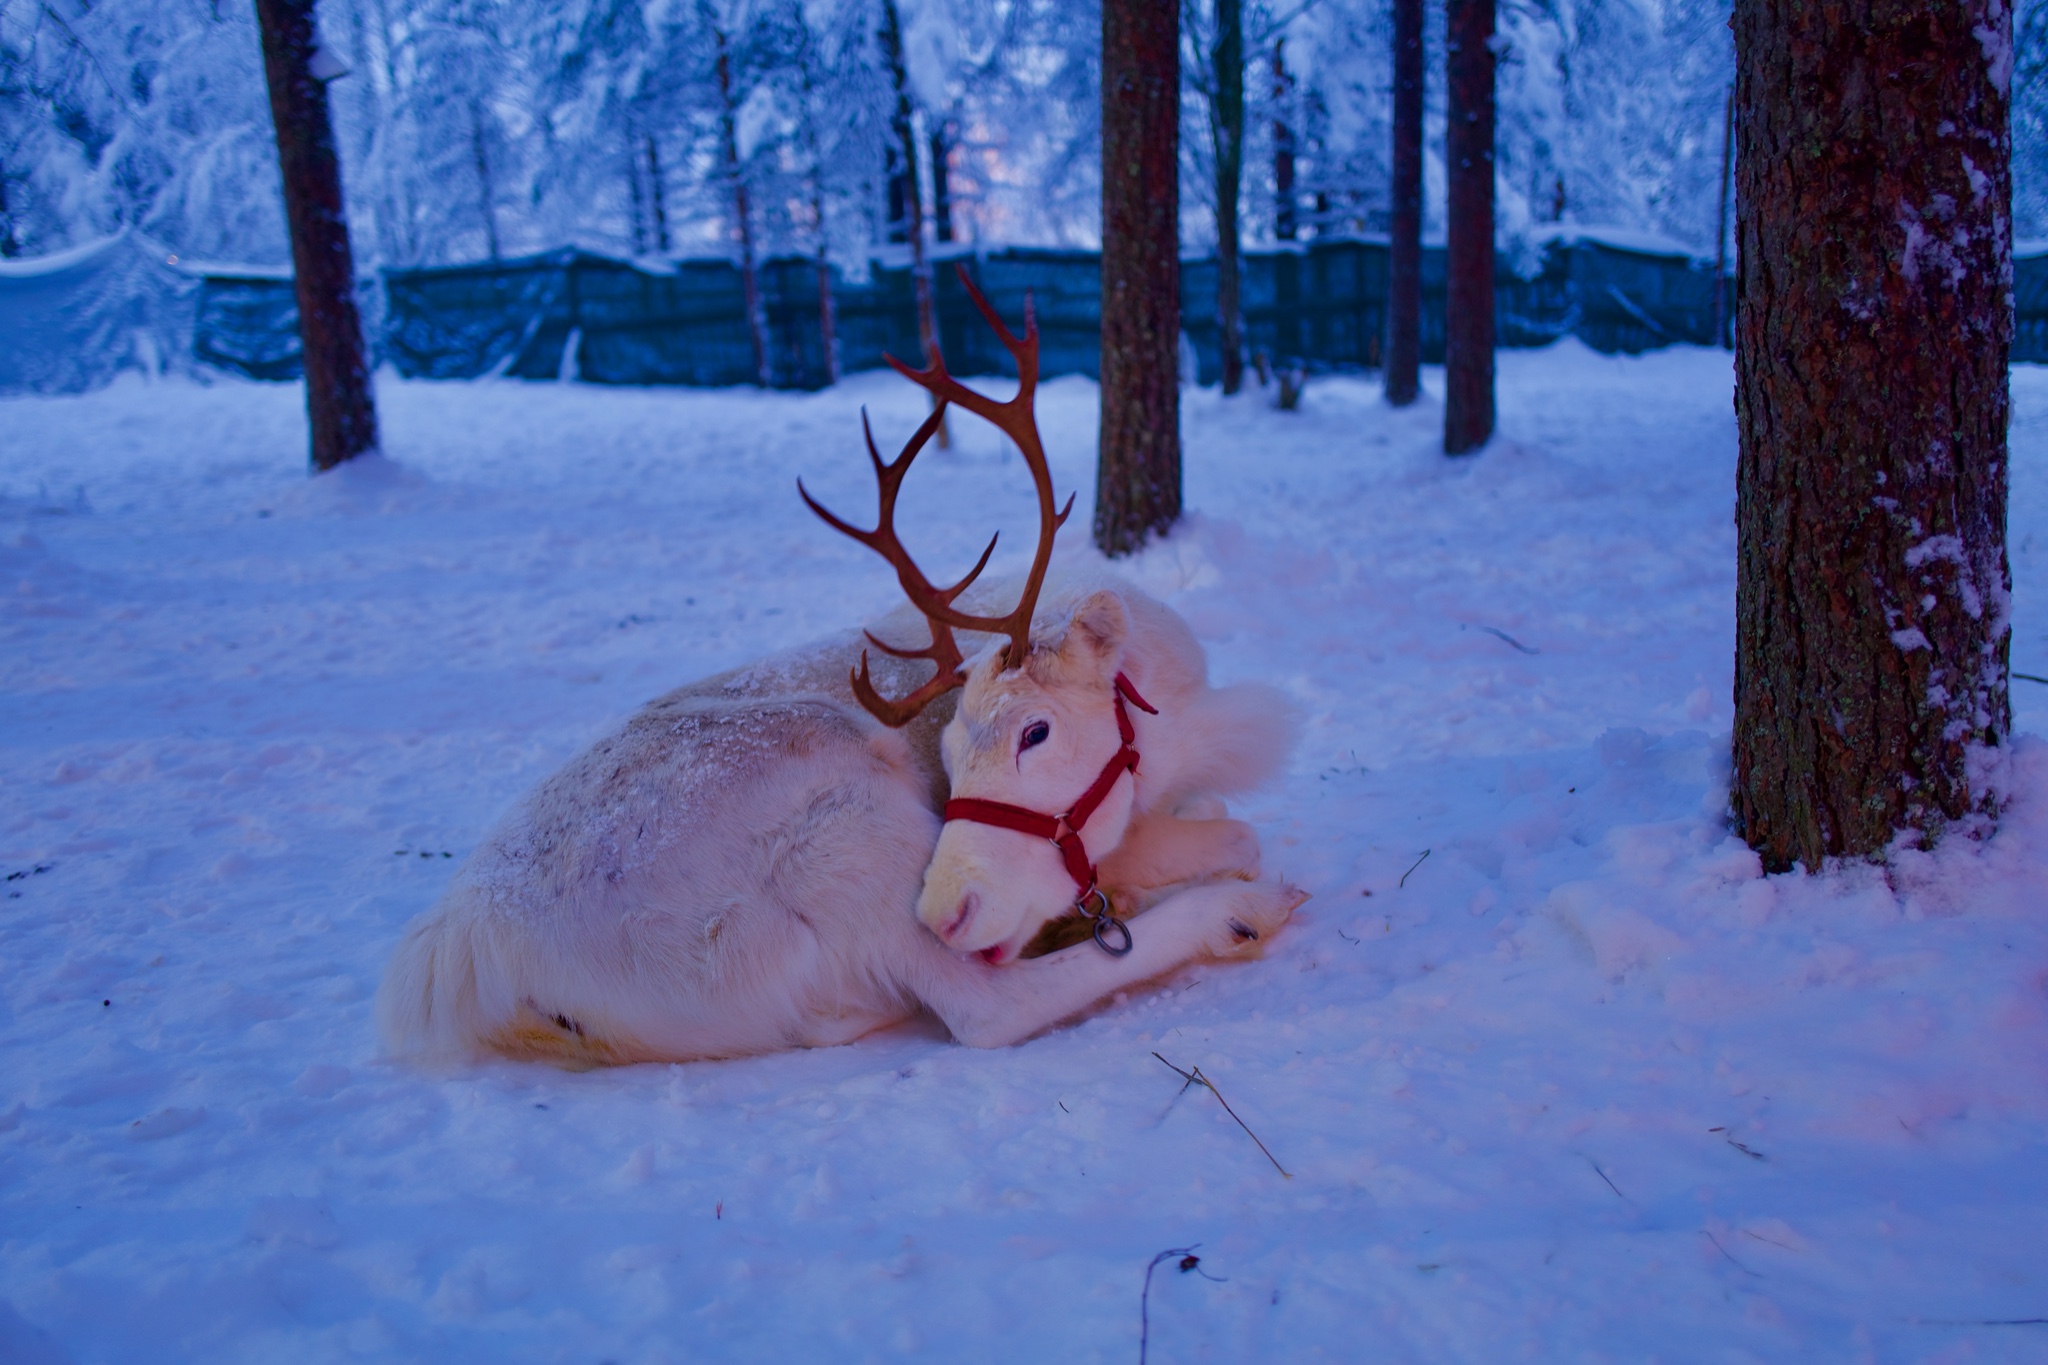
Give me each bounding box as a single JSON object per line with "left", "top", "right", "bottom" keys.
{"left": 919, "top": 589, "right": 1141, "bottom": 960}
{"left": 800, "top": 270, "right": 1145, "bottom": 961}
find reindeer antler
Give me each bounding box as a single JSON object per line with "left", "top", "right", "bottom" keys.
{"left": 798, "top": 403, "right": 985, "bottom": 726}
{"left": 883, "top": 268, "right": 1074, "bottom": 667}
{"left": 801, "top": 265, "right": 1072, "bottom": 726}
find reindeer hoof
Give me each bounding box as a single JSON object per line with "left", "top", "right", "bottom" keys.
{"left": 1206, "top": 881, "right": 1300, "bottom": 957}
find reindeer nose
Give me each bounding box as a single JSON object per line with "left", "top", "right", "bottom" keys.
{"left": 939, "top": 891, "right": 980, "bottom": 943}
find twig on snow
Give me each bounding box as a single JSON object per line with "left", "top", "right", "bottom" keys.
{"left": 1153, "top": 1053, "right": 1290, "bottom": 1179}
{"left": 1702, "top": 1230, "right": 1761, "bottom": 1277}
{"left": 1398, "top": 849, "right": 1432, "bottom": 889}
{"left": 2014, "top": 672, "right": 2048, "bottom": 685}
{"left": 1477, "top": 625, "right": 1540, "bottom": 655}
{"left": 1586, "top": 1158, "right": 1628, "bottom": 1202}
{"left": 1139, "top": 1244, "right": 1197, "bottom": 1365}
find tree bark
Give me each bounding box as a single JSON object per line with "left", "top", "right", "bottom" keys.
{"left": 794, "top": 32, "right": 839, "bottom": 384}
{"left": 816, "top": 249, "right": 839, "bottom": 385}
{"left": 0, "top": 161, "right": 22, "bottom": 257}
{"left": 930, "top": 123, "right": 954, "bottom": 243}
{"left": 1713, "top": 85, "right": 1733, "bottom": 349}
{"left": 470, "top": 98, "right": 499, "bottom": 262}
{"left": 646, "top": 135, "right": 670, "bottom": 253}
{"left": 714, "top": 28, "right": 770, "bottom": 387}
{"left": 1443, "top": 0, "right": 1495, "bottom": 455}
{"left": 627, "top": 135, "right": 648, "bottom": 255}
{"left": 1385, "top": 0, "right": 1423, "bottom": 406}
{"left": 810, "top": 157, "right": 838, "bottom": 386}
{"left": 254, "top": 0, "right": 378, "bottom": 473}
{"left": 1096, "top": 0, "right": 1181, "bottom": 556}
{"left": 1732, "top": 0, "right": 2012, "bottom": 872}
{"left": 879, "top": 0, "right": 946, "bottom": 441}
{"left": 1211, "top": 0, "right": 1246, "bottom": 395}
{"left": 1273, "top": 40, "right": 1296, "bottom": 242}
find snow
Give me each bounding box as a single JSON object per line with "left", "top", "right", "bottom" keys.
{"left": 0, "top": 233, "right": 198, "bottom": 396}
{"left": 4, "top": 344, "right": 2048, "bottom": 1361}
{"left": 0, "top": 237, "right": 147, "bottom": 281}
{"left": 172, "top": 261, "right": 296, "bottom": 282}
{"left": 1526, "top": 222, "right": 1706, "bottom": 263}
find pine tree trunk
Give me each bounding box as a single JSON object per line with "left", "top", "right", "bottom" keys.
{"left": 469, "top": 99, "right": 499, "bottom": 262}
{"left": 1385, "top": 0, "right": 1423, "bottom": 405}
{"left": 1212, "top": 0, "right": 1246, "bottom": 395}
{"left": 1713, "top": 86, "right": 1733, "bottom": 349}
{"left": 813, "top": 170, "right": 839, "bottom": 386}
{"left": 1731, "top": 0, "right": 2013, "bottom": 872}
{"left": 715, "top": 31, "right": 770, "bottom": 388}
{"left": 816, "top": 251, "right": 839, "bottom": 385}
{"left": 1272, "top": 41, "right": 1296, "bottom": 242}
{"left": 1, "top": 161, "right": 23, "bottom": 257}
{"left": 1443, "top": 0, "right": 1495, "bottom": 455}
{"left": 1097, "top": 0, "right": 1181, "bottom": 557}
{"left": 646, "top": 136, "right": 670, "bottom": 253}
{"left": 930, "top": 125, "right": 954, "bottom": 242}
{"left": 254, "top": 0, "right": 378, "bottom": 473}
{"left": 627, "top": 136, "right": 648, "bottom": 255}
{"left": 795, "top": 43, "right": 838, "bottom": 385}
{"left": 879, "top": 0, "right": 947, "bottom": 443}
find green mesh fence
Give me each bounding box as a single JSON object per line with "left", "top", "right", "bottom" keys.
{"left": 200, "top": 235, "right": 2047, "bottom": 388}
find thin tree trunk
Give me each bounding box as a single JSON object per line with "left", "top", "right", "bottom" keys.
{"left": 1385, "top": 0, "right": 1423, "bottom": 405}
{"left": 1097, "top": 0, "right": 1181, "bottom": 556}
{"left": 1712, "top": 84, "right": 1733, "bottom": 350}
{"left": 930, "top": 123, "right": 954, "bottom": 242}
{"left": 1731, "top": 0, "right": 2012, "bottom": 871}
{"left": 470, "top": 98, "right": 499, "bottom": 262}
{"left": 254, "top": 0, "right": 378, "bottom": 473}
{"left": 0, "top": 167, "right": 19, "bottom": 257}
{"left": 879, "top": 0, "right": 947, "bottom": 442}
{"left": 645, "top": 135, "right": 670, "bottom": 253}
{"left": 715, "top": 28, "right": 770, "bottom": 388}
{"left": 1443, "top": 0, "right": 1495, "bottom": 456}
{"left": 1273, "top": 40, "right": 1296, "bottom": 242}
{"left": 816, "top": 247, "right": 839, "bottom": 385}
{"left": 885, "top": 146, "right": 911, "bottom": 243}
{"left": 1212, "top": 0, "right": 1245, "bottom": 395}
{"left": 627, "top": 135, "right": 648, "bottom": 255}
{"left": 807, "top": 158, "right": 838, "bottom": 387}
{"left": 794, "top": 37, "right": 839, "bottom": 386}
{"left": 1272, "top": 38, "right": 1300, "bottom": 370}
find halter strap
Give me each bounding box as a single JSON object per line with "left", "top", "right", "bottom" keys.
{"left": 942, "top": 672, "right": 1157, "bottom": 900}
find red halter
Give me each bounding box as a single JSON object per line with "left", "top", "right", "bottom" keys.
{"left": 942, "top": 673, "right": 1158, "bottom": 955}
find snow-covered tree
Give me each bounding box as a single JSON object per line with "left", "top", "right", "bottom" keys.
{"left": 16, "top": 0, "right": 2032, "bottom": 279}
{"left": 0, "top": 0, "right": 282, "bottom": 261}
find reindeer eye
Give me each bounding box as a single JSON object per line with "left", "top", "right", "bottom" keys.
{"left": 1020, "top": 721, "right": 1051, "bottom": 751}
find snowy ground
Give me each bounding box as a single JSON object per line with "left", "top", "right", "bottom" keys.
{"left": 4, "top": 345, "right": 2047, "bottom": 1363}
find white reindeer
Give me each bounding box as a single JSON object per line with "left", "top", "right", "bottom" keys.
{"left": 375, "top": 278, "right": 1305, "bottom": 1067}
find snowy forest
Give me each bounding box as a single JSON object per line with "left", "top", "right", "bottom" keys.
{"left": 5, "top": 1, "right": 2048, "bottom": 1361}
{"left": 0, "top": 0, "right": 1947, "bottom": 271}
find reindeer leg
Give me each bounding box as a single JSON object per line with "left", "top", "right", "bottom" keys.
{"left": 1096, "top": 813, "right": 1262, "bottom": 897}
{"left": 904, "top": 879, "right": 1306, "bottom": 1049}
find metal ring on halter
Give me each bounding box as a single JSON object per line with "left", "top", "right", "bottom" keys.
{"left": 1075, "top": 886, "right": 1133, "bottom": 956}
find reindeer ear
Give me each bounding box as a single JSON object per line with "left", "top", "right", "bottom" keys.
{"left": 1058, "top": 590, "right": 1129, "bottom": 676}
